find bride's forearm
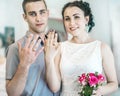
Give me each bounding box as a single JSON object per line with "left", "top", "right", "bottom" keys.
{"left": 45, "top": 59, "right": 61, "bottom": 93}
{"left": 98, "top": 82, "right": 118, "bottom": 95}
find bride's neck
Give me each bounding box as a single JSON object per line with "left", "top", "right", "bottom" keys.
{"left": 71, "top": 34, "right": 91, "bottom": 44}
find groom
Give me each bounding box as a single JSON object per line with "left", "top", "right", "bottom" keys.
{"left": 6, "top": 0, "right": 60, "bottom": 96}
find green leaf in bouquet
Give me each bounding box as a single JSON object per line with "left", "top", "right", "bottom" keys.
{"left": 81, "top": 85, "right": 94, "bottom": 96}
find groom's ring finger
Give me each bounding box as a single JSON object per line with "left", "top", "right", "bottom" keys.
{"left": 32, "top": 47, "right": 37, "bottom": 52}
{"left": 30, "top": 39, "right": 36, "bottom": 48}
{"left": 33, "top": 39, "right": 41, "bottom": 51}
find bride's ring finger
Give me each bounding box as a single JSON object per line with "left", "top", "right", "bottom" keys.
{"left": 53, "top": 40, "right": 57, "bottom": 46}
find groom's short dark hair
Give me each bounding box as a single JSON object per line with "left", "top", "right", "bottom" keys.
{"left": 22, "top": 0, "right": 47, "bottom": 14}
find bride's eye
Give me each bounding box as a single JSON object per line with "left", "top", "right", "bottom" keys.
{"left": 74, "top": 16, "right": 80, "bottom": 19}
{"left": 65, "top": 17, "right": 70, "bottom": 21}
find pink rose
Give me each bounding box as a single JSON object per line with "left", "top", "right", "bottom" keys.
{"left": 88, "top": 76, "right": 99, "bottom": 87}
{"left": 78, "top": 72, "right": 105, "bottom": 96}
{"left": 97, "top": 74, "right": 105, "bottom": 83}
{"left": 81, "top": 73, "right": 86, "bottom": 77}
{"left": 78, "top": 73, "right": 86, "bottom": 85}
{"left": 89, "top": 73, "right": 95, "bottom": 77}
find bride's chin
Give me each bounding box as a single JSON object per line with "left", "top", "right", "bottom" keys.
{"left": 72, "top": 33, "right": 81, "bottom": 37}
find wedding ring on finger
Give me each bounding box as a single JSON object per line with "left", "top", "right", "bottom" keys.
{"left": 53, "top": 42, "right": 56, "bottom": 46}
{"left": 32, "top": 39, "right": 41, "bottom": 51}
{"left": 53, "top": 41, "right": 57, "bottom": 46}
{"left": 32, "top": 47, "right": 37, "bottom": 52}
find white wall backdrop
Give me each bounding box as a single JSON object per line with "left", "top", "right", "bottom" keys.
{"left": 0, "top": 0, "right": 27, "bottom": 40}
{"left": 0, "top": 0, "right": 7, "bottom": 33}
{"left": 109, "top": 0, "right": 120, "bottom": 84}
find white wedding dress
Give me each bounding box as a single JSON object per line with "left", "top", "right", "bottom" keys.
{"left": 60, "top": 40, "right": 103, "bottom": 96}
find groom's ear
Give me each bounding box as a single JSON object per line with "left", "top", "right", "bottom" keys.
{"left": 46, "top": 10, "right": 49, "bottom": 17}
{"left": 23, "top": 14, "right": 27, "bottom": 22}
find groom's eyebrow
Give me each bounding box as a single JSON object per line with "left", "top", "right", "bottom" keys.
{"left": 28, "top": 11, "right": 36, "bottom": 16}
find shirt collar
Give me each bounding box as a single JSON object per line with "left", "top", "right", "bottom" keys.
{"left": 25, "top": 31, "right": 44, "bottom": 46}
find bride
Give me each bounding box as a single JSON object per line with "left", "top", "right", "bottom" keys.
{"left": 44, "top": 0, "right": 118, "bottom": 96}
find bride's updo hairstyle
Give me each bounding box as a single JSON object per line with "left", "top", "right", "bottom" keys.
{"left": 62, "top": 0, "right": 95, "bottom": 32}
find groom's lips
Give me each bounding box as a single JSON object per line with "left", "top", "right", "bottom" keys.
{"left": 36, "top": 23, "right": 44, "bottom": 27}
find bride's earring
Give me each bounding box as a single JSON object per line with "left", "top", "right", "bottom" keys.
{"left": 85, "top": 24, "right": 89, "bottom": 32}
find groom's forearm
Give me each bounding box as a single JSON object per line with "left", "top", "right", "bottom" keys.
{"left": 6, "top": 64, "right": 30, "bottom": 96}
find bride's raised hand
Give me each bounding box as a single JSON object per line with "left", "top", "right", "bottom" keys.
{"left": 44, "top": 29, "right": 59, "bottom": 62}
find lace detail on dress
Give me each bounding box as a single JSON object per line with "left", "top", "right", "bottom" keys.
{"left": 60, "top": 40, "right": 103, "bottom": 96}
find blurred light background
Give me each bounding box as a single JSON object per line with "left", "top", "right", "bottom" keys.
{"left": 0, "top": 0, "right": 120, "bottom": 95}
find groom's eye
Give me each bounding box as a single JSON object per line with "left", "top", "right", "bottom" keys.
{"left": 39, "top": 10, "right": 47, "bottom": 16}
{"left": 28, "top": 11, "right": 37, "bottom": 17}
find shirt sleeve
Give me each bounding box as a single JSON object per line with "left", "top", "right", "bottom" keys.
{"left": 6, "top": 43, "right": 19, "bottom": 80}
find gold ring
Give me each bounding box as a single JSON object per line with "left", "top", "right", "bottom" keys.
{"left": 32, "top": 48, "right": 37, "bottom": 51}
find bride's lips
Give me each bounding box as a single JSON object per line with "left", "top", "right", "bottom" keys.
{"left": 70, "top": 27, "right": 79, "bottom": 31}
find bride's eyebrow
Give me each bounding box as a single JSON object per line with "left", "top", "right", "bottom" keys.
{"left": 39, "top": 9, "right": 47, "bottom": 12}
{"left": 73, "top": 13, "right": 81, "bottom": 16}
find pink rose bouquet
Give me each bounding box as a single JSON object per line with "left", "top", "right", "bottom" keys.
{"left": 78, "top": 72, "right": 105, "bottom": 96}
